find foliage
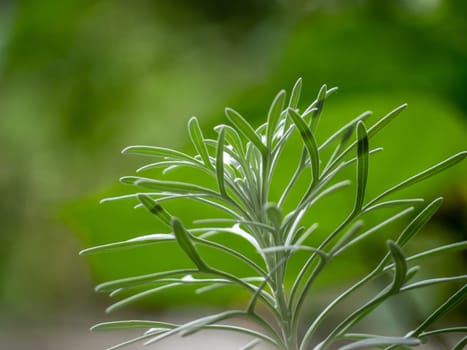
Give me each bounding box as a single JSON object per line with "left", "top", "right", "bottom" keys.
{"left": 81, "top": 80, "right": 466, "bottom": 350}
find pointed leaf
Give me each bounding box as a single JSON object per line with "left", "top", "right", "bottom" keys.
{"left": 265, "top": 202, "right": 282, "bottom": 229}
{"left": 288, "top": 108, "right": 320, "bottom": 185}
{"left": 216, "top": 127, "right": 227, "bottom": 196}
{"left": 171, "top": 217, "right": 209, "bottom": 271}
{"left": 122, "top": 145, "right": 194, "bottom": 162}
{"left": 288, "top": 77, "right": 302, "bottom": 109}
{"left": 364, "top": 198, "right": 424, "bottom": 212}
{"left": 339, "top": 336, "right": 420, "bottom": 350}
{"left": 188, "top": 117, "right": 212, "bottom": 169}
{"left": 387, "top": 241, "right": 407, "bottom": 293}
{"left": 225, "top": 108, "right": 267, "bottom": 155}
{"left": 91, "top": 320, "right": 176, "bottom": 331}
{"left": 453, "top": 337, "right": 467, "bottom": 350}
{"left": 266, "top": 90, "right": 286, "bottom": 148}
{"left": 354, "top": 121, "right": 369, "bottom": 212}
{"left": 411, "top": 284, "right": 467, "bottom": 336}
{"left": 369, "top": 152, "right": 466, "bottom": 205}
{"left": 95, "top": 269, "right": 198, "bottom": 293}
{"left": 144, "top": 310, "right": 244, "bottom": 345}
{"left": 319, "top": 111, "right": 372, "bottom": 151}
{"left": 106, "top": 283, "right": 181, "bottom": 313}
{"left": 240, "top": 339, "right": 262, "bottom": 350}
{"left": 138, "top": 194, "right": 172, "bottom": 225}
{"left": 310, "top": 84, "right": 327, "bottom": 131}
{"left": 120, "top": 176, "right": 218, "bottom": 196}
{"left": 396, "top": 197, "right": 443, "bottom": 247}
{"left": 79, "top": 233, "right": 175, "bottom": 255}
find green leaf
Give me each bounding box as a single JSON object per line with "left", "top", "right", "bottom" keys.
{"left": 396, "top": 197, "right": 443, "bottom": 247}
{"left": 288, "top": 78, "right": 302, "bottom": 109}
{"left": 338, "top": 336, "right": 421, "bottom": 350}
{"left": 333, "top": 207, "right": 414, "bottom": 256}
{"left": 188, "top": 116, "right": 213, "bottom": 169}
{"left": 144, "top": 310, "right": 245, "bottom": 345}
{"left": 319, "top": 111, "right": 372, "bottom": 152}
{"left": 240, "top": 339, "right": 262, "bottom": 350}
{"left": 214, "top": 124, "right": 244, "bottom": 155}
{"left": 106, "top": 283, "right": 181, "bottom": 313}
{"left": 266, "top": 90, "right": 286, "bottom": 148}
{"left": 404, "top": 241, "right": 467, "bottom": 264}
{"left": 120, "top": 176, "right": 218, "bottom": 197}
{"left": 137, "top": 194, "right": 172, "bottom": 225}
{"left": 215, "top": 127, "right": 227, "bottom": 197}
{"left": 79, "top": 233, "right": 175, "bottom": 255}
{"left": 102, "top": 333, "right": 159, "bottom": 350}
{"left": 368, "top": 103, "right": 407, "bottom": 138}
{"left": 323, "top": 104, "right": 407, "bottom": 175}
{"left": 419, "top": 327, "right": 467, "bottom": 338}
{"left": 171, "top": 217, "right": 209, "bottom": 271}
{"left": 264, "top": 202, "right": 282, "bottom": 229}
{"left": 122, "top": 145, "right": 194, "bottom": 162}
{"left": 368, "top": 152, "right": 466, "bottom": 205}
{"left": 225, "top": 107, "right": 267, "bottom": 155}
{"left": 363, "top": 198, "right": 424, "bottom": 212}
{"left": 410, "top": 284, "right": 467, "bottom": 337}
{"left": 453, "top": 337, "right": 467, "bottom": 350}
{"left": 387, "top": 241, "right": 407, "bottom": 293}
{"left": 136, "top": 160, "right": 204, "bottom": 173}
{"left": 287, "top": 108, "right": 320, "bottom": 185}
{"left": 310, "top": 84, "right": 327, "bottom": 131}
{"left": 91, "top": 320, "right": 176, "bottom": 331}
{"left": 95, "top": 269, "right": 198, "bottom": 293}
{"left": 354, "top": 121, "right": 369, "bottom": 212}
{"left": 401, "top": 275, "right": 467, "bottom": 292}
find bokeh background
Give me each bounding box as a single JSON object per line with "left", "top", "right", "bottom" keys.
{"left": 0, "top": 1, "right": 466, "bottom": 349}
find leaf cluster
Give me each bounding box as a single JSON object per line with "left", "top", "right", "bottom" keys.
{"left": 81, "top": 79, "right": 466, "bottom": 350}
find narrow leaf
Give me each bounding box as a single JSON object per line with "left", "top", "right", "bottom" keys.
{"left": 288, "top": 77, "right": 302, "bottom": 109}
{"left": 405, "top": 241, "right": 467, "bottom": 263}
{"left": 453, "top": 336, "right": 467, "bottom": 350}
{"left": 411, "top": 284, "right": 467, "bottom": 336}
{"left": 171, "top": 217, "right": 209, "bottom": 271}
{"left": 401, "top": 275, "right": 467, "bottom": 292}
{"left": 95, "top": 269, "right": 198, "bottom": 293}
{"left": 419, "top": 327, "right": 467, "bottom": 338}
{"left": 91, "top": 320, "right": 176, "bottom": 331}
{"left": 79, "top": 233, "right": 175, "bottom": 255}
{"left": 387, "top": 241, "right": 407, "bottom": 293}
{"left": 396, "top": 197, "right": 443, "bottom": 247}
{"left": 240, "top": 339, "right": 262, "bottom": 350}
{"left": 122, "top": 145, "right": 194, "bottom": 162}
{"left": 288, "top": 108, "right": 320, "bottom": 185}
{"left": 368, "top": 152, "right": 466, "bottom": 205}
{"left": 323, "top": 104, "right": 407, "bottom": 175}
{"left": 310, "top": 84, "right": 327, "bottom": 131}
{"left": 138, "top": 194, "right": 171, "bottom": 225}
{"left": 225, "top": 108, "right": 267, "bottom": 155}
{"left": 339, "top": 336, "right": 420, "bottom": 350}
{"left": 188, "top": 117, "right": 212, "bottom": 169}
{"left": 319, "top": 111, "right": 372, "bottom": 152}
{"left": 266, "top": 90, "right": 286, "bottom": 148}
{"left": 144, "top": 310, "right": 244, "bottom": 345}
{"left": 354, "top": 121, "right": 369, "bottom": 212}
{"left": 120, "top": 176, "right": 218, "bottom": 196}
{"left": 106, "top": 283, "right": 181, "bottom": 313}
{"left": 364, "top": 198, "right": 424, "bottom": 212}
{"left": 265, "top": 202, "right": 282, "bottom": 229}
{"left": 216, "top": 127, "right": 227, "bottom": 196}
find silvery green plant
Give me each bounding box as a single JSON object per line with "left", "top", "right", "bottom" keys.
{"left": 81, "top": 79, "right": 467, "bottom": 350}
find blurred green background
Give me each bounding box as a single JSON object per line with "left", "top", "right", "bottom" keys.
{"left": 0, "top": 0, "right": 466, "bottom": 349}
